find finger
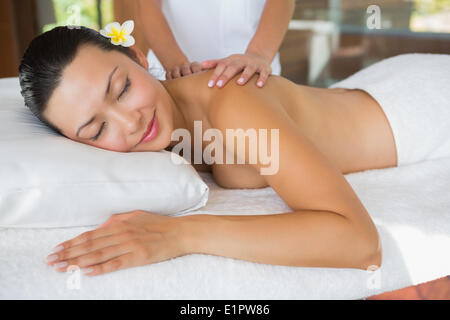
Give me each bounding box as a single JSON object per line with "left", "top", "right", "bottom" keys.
{"left": 47, "top": 231, "right": 132, "bottom": 265}
{"left": 171, "top": 66, "right": 181, "bottom": 79}
{"left": 52, "top": 225, "right": 120, "bottom": 253}
{"left": 180, "top": 62, "right": 192, "bottom": 76}
{"left": 166, "top": 71, "right": 172, "bottom": 80}
{"left": 190, "top": 61, "right": 202, "bottom": 73}
{"left": 236, "top": 65, "right": 258, "bottom": 85}
{"left": 200, "top": 59, "right": 219, "bottom": 70}
{"left": 53, "top": 240, "right": 137, "bottom": 273}
{"left": 256, "top": 68, "right": 270, "bottom": 88}
{"left": 84, "top": 251, "right": 139, "bottom": 276}
{"left": 207, "top": 62, "right": 227, "bottom": 88}
{"left": 215, "top": 62, "right": 244, "bottom": 88}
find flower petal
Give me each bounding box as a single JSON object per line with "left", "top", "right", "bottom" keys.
{"left": 121, "top": 20, "right": 134, "bottom": 35}
{"left": 122, "top": 35, "right": 135, "bottom": 47}
{"left": 99, "top": 29, "right": 111, "bottom": 38}
{"left": 110, "top": 37, "right": 123, "bottom": 46}
{"left": 103, "top": 22, "right": 121, "bottom": 34}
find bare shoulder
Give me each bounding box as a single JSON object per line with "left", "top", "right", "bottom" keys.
{"left": 206, "top": 73, "right": 284, "bottom": 127}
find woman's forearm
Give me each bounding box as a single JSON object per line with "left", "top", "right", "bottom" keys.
{"left": 246, "top": 0, "right": 295, "bottom": 63}
{"left": 178, "top": 210, "right": 381, "bottom": 270}
{"left": 136, "top": 0, "right": 187, "bottom": 69}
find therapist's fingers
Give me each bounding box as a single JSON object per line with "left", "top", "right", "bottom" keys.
{"left": 200, "top": 60, "right": 219, "bottom": 70}
{"left": 256, "top": 67, "right": 271, "bottom": 88}
{"left": 190, "top": 61, "right": 203, "bottom": 73}
{"left": 236, "top": 65, "right": 258, "bottom": 86}
{"left": 171, "top": 66, "right": 181, "bottom": 79}
{"left": 215, "top": 62, "right": 246, "bottom": 88}
{"left": 207, "top": 62, "right": 227, "bottom": 88}
{"left": 180, "top": 62, "right": 192, "bottom": 76}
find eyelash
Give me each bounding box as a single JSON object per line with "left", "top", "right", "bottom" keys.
{"left": 91, "top": 77, "right": 131, "bottom": 141}
{"left": 118, "top": 77, "right": 131, "bottom": 100}
{"left": 91, "top": 122, "right": 106, "bottom": 141}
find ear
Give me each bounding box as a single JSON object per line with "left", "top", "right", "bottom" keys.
{"left": 128, "top": 45, "right": 149, "bottom": 70}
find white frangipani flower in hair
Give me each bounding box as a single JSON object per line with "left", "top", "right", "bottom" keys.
{"left": 99, "top": 20, "right": 135, "bottom": 47}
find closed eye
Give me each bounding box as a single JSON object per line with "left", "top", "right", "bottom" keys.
{"left": 91, "top": 77, "right": 130, "bottom": 141}
{"left": 91, "top": 122, "right": 106, "bottom": 141}
{"left": 118, "top": 76, "right": 131, "bottom": 100}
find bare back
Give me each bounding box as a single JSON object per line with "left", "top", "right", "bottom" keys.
{"left": 166, "top": 70, "right": 398, "bottom": 189}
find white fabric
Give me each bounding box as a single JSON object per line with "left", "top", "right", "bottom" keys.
{"left": 0, "top": 77, "right": 209, "bottom": 228}
{"left": 1, "top": 157, "right": 449, "bottom": 299}
{"left": 329, "top": 53, "right": 450, "bottom": 167}
{"left": 146, "top": 0, "right": 282, "bottom": 80}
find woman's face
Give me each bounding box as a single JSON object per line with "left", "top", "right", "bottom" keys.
{"left": 44, "top": 44, "right": 174, "bottom": 152}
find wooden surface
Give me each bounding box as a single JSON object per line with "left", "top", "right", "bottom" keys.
{"left": 0, "top": 0, "right": 38, "bottom": 78}
{"left": 0, "top": 0, "right": 19, "bottom": 78}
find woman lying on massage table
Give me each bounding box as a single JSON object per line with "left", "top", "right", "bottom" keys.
{"left": 19, "top": 26, "right": 394, "bottom": 276}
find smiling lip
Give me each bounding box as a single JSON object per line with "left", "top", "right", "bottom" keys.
{"left": 139, "top": 110, "right": 158, "bottom": 145}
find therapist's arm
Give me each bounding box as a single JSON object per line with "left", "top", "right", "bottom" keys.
{"left": 246, "top": 0, "right": 295, "bottom": 64}
{"left": 136, "top": 0, "right": 202, "bottom": 79}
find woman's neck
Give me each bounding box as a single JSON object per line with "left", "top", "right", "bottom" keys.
{"left": 160, "top": 70, "right": 215, "bottom": 149}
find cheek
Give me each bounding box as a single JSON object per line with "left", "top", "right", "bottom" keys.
{"left": 93, "top": 124, "right": 130, "bottom": 152}
{"left": 132, "top": 74, "right": 159, "bottom": 107}
{"left": 96, "top": 137, "right": 128, "bottom": 152}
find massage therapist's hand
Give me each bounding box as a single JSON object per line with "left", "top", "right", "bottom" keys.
{"left": 45, "top": 210, "right": 187, "bottom": 276}
{"left": 201, "top": 52, "right": 272, "bottom": 89}
{"left": 165, "top": 60, "right": 203, "bottom": 80}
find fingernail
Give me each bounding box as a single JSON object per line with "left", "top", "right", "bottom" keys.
{"left": 52, "top": 245, "right": 64, "bottom": 253}
{"left": 82, "top": 267, "right": 94, "bottom": 275}
{"left": 208, "top": 80, "right": 214, "bottom": 87}
{"left": 238, "top": 77, "right": 244, "bottom": 84}
{"left": 216, "top": 80, "right": 223, "bottom": 87}
{"left": 257, "top": 81, "right": 263, "bottom": 87}
{"left": 46, "top": 254, "right": 58, "bottom": 263}
{"left": 54, "top": 261, "right": 68, "bottom": 268}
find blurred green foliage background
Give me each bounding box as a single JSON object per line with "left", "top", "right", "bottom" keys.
{"left": 42, "top": 0, "right": 449, "bottom": 33}
{"left": 43, "top": 0, "right": 114, "bottom": 32}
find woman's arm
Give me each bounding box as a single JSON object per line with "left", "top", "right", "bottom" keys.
{"left": 136, "top": 0, "right": 187, "bottom": 71}
{"left": 245, "top": 0, "right": 295, "bottom": 63}
{"left": 180, "top": 210, "right": 380, "bottom": 270}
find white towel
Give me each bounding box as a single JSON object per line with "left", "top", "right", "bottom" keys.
{"left": 330, "top": 53, "right": 450, "bottom": 167}
{"left": 1, "top": 157, "right": 449, "bottom": 299}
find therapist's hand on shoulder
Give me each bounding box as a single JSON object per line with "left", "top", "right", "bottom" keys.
{"left": 201, "top": 52, "right": 272, "bottom": 89}
{"left": 165, "top": 60, "right": 203, "bottom": 80}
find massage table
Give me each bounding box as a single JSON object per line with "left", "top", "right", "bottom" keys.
{"left": 1, "top": 156, "right": 449, "bottom": 299}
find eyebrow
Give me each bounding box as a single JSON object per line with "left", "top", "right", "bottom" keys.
{"left": 76, "top": 65, "right": 118, "bottom": 138}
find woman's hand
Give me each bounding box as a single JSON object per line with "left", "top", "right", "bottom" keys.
{"left": 201, "top": 52, "right": 272, "bottom": 89}
{"left": 45, "top": 210, "right": 187, "bottom": 276}
{"left": 165, "top": 60, "right": 203, "bottom": 80}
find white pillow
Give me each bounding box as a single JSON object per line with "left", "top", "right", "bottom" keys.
{"left": 0, "top": 77, "right": 209, "bottom": 228}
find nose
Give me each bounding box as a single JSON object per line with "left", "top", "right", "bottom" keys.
{"left": 106, "top": 106, "right": 142, "bottom": 135}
